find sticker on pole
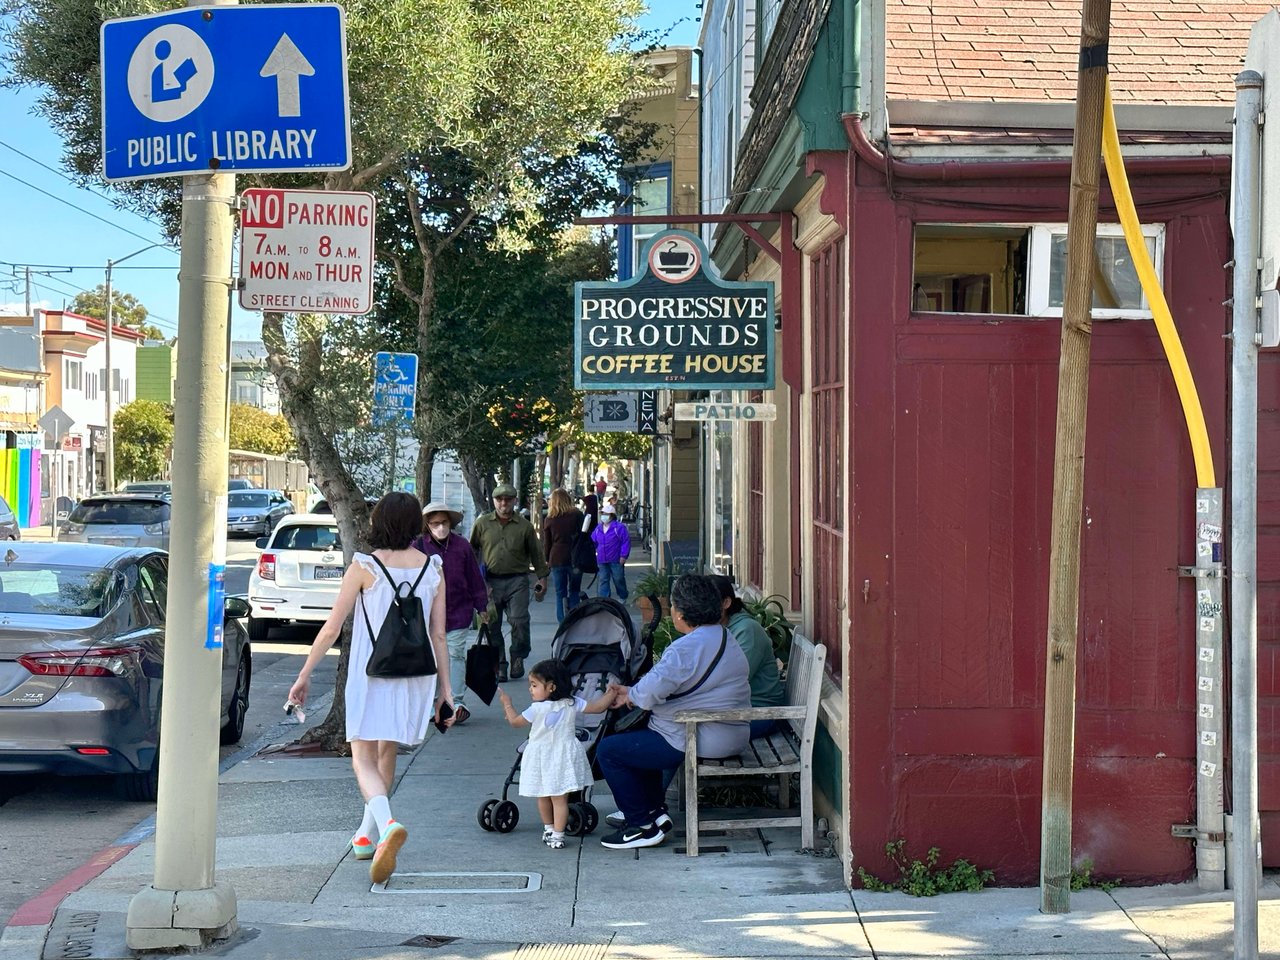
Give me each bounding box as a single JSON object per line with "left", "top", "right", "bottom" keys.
{"left": 239, "top": 187, "right": 375, "bottom": 314}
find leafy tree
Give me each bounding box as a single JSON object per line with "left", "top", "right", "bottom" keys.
{"left": 3, "top": 0, "right": 652, "bottom": 749}
{"left": 69, "top": 283, "right": 165, "bottom": 340}
{"left": 113, "top": 399, "right": 172, "bottom": 481}
{"left": 228, "top": 403, "right": 293, "bottom": 456}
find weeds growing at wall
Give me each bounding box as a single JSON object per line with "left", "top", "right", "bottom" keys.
{"left": 857, "top": 840, "right": 994, "bottom": 896}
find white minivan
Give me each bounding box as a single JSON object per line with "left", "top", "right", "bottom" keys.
{"left": 246, "top": 514, "right": 344, "bottom": 641}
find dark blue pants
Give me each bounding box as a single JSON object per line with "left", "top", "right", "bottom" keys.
{"left": 550, "top": 565, "right": 579, "bottom": 622}
{"left": 596, "top": 729, "right": 684, "bottom": 827}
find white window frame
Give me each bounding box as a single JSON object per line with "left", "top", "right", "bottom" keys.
{"left": 1027, "top": 222, "right": 1164, "bottom": 320}
{"left": 630, "top": 174, "right": 670, "bottom": 270}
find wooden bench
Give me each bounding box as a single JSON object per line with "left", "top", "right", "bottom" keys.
{"left": 673, "top": 631, "right": 826, "bottom": 855}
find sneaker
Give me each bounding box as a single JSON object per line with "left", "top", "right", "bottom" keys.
{"left": 370, "top": 821, "right": 408, "bottom": 884}
{"left": 545, "top": 836, "right": 565, "bottom": 849}
{"left": 509, "top": 657, "right": 525, "bottom": 680}
{"left": 542, "top": 825, "right": 554, "bottom": 842}
{"left": 453, "top": 705, "right": 470, "bottom": 725}
{"left": 605, "top": 810, "right": 673, "bottom": 833}
{"left": 600, "top": 822, "right": 666, "bottom": 850}
{"left": 351, "top": 836, "right": 374, "bottom": 861}
{"left": 497, "top": 662, "right": 509, "bottom": 683}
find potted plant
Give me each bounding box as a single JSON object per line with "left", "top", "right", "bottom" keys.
{"left": 632, "top": 565, "right": 674, "bottom": 622}
{"left": 740, "top": 593, "right": 795, "bottom": 663}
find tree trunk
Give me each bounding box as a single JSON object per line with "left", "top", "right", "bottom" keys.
{"left": 548, "top": 444, "right": 565, "bottom": 493}
{"left": 262, "top": 310, "right": 371, "bottom": 751}
{"left": 415, "top": 444, "right": 436, "bottom": 503}
{"left": 460, "top": 453, "right": 493, "bottom": 516}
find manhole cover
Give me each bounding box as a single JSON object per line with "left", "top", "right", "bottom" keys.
{"left": 374, "top": 872, "right": 542, "bottom": 894}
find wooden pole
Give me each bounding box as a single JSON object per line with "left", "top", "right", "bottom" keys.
{"left": 1040, "top": 0, "right": 1112, "bottom": 915}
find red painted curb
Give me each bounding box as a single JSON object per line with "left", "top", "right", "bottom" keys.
{"left": 6, "top": 843, "right": 136, "bottom": 927}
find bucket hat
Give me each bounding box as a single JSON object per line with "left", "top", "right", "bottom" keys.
{"left": 421, "top": 501, "right": 463, "bottom": 526}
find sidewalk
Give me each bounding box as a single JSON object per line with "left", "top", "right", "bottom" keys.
{"left": 4, "top": 551, "right": 1280, "bottom": 959}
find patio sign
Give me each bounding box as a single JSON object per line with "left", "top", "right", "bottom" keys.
{"left": 575, "top": 229, "right": 775, "bottom": 390}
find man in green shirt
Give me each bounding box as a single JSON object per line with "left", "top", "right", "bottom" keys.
{"left": 470, "top": 483, "right": 550, "bottom": 681}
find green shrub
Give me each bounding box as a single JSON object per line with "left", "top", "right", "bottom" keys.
{"left": 1070, "top": 859, "right": 1119, "bottom": 892}
{"left": 857, "top": 840, "right": 994, "bottom": 896}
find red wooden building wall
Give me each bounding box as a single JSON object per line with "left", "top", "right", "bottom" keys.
{"left": 843, "top": 157, "right": 1232, "bottom": 883}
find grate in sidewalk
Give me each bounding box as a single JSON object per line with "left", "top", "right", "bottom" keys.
{"left": 373, "top": 871, "right": 542, "bottom": 894}
{"left": 400, "top": 935, "right": 460, "bottom": 948}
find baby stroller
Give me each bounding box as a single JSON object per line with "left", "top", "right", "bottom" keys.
{"left": 476, "top": 597, "right": 649, "bottom": 837}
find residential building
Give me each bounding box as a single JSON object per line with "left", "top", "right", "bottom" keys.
{"left": 135, "top": 341, "right": 177, "bottom": 404}
{"left": 0, "top": 309, "right": 140, "bottom": 507}
{"left": 230, "top": 340, "right": 281, "bottom": 413}
{"left": 616, "top": 47, "right": 701, "bottom": 565}
{"left": 699, "top": 0, "right": 1271, "bottom": 885}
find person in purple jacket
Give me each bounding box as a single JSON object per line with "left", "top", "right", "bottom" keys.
{"left": 591, "top": 502, "right": 630, "bottom": 600}
{"left": 412, "top": 501, "right": 489, "bottom": 725}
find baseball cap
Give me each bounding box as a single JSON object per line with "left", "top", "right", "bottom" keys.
{"left": 493, "top": 483, "right": 519, "bottom": 499}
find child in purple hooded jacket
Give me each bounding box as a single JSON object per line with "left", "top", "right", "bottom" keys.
{"left": 412, "top": 502, "right": 489, "bottom": 724}
{"left": 590, "top": 503, "right": 630, "bottom": 601}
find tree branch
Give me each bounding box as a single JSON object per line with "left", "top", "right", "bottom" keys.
{"left": 352, "top": 152, "right": 400, "bottom": 188}
{"left": 379, "top": 250, "right": 421, "bottom": 305}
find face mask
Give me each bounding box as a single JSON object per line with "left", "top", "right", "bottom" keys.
{"left": 601, "top": 515, "right": 613, "bottom": 524}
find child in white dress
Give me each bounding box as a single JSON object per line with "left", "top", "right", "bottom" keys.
{"left": 497, "top": 659, "right": 614, "bottom": 848}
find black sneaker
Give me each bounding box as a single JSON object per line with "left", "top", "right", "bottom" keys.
{"left": 497, "top": 661, "right": 509, "bottom": 683}
{"left": 605, "top": 810, "right": 673, "bottom": 833}
{"left": 600, "top": 822, "right": 666, "bottom": 850}
{"left": 509, "top": 657, "right": 525, "bottom": 680}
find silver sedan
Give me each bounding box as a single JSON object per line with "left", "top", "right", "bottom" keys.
{"left": 0, "top": 543, "right": 252, "bottom": 800}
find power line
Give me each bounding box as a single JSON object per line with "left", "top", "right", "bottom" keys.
{"left": 0, "top": 165, "right": 173, "bottom": 250}
{"left": 0, "top": 137, "right": 174, "bottom": 237}
{"left": 1, "top": 260, "right": 175, "bottom": 271}
{"left": 26, "top": 272, "right": 180, "bottom": 334}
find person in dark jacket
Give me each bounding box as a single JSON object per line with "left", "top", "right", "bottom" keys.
{"left": 412, "top": 501, "right": 488, "bottom": 724}
{"left": 541, "top": 488, "right": 586, "bottom": 623}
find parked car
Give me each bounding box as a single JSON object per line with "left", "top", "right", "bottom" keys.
{"left": 0, "top": 494, "right": 18, "bottom": 540}
{"left": 227, "top": 478, "right": 257, "bottom": 491}
{"left": 121, "top": 481, "right": 171, "bottom": 498}
{"left": 226, "top": 489, "right": 294, "bottom": 538}
{"left": 246, "top": 515, "right": 343, "bottom": 642}
{"left": 61, "top": 494, "right": 171, "bottom": 550}
{"left": 0, "top": 542, "right": 252, "bottom": 799}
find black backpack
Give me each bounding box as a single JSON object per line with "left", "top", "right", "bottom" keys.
{"left": 360, "top": 555, "right": 437, "bottom": 679}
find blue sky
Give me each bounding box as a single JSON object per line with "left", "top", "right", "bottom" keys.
{"left": 0, "top": 3, "right": 700, "bottom": 341}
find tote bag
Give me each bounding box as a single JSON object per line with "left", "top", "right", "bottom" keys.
{"left": 465, "top": 622, "right": 502, "bottom": 705}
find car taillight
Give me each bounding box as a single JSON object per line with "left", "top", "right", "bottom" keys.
{"left": 63, "top": 521, "right": 85, "bottom": 534}
{"left": 257, "top": 553, "right": 276, "bottom": 580}
{"left": 18, "top": 645, "right": 142, "bottom": 678}
{"left": 143, "top": 522, "right": 165, "bottom": 534}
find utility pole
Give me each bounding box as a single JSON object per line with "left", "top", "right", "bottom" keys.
{"left": 125, "top": 3, "right": 238, "bottom": 947}
{"left": 1039, "top": 0, "right": 1111, "bottom": 915}
{"left": 103, "top": 242, "right": 163, "bottom": 492}
{"left": 1230, "top": 68, "right": 1263, "bottom": 960}
{"left": 104, "top": 261, "right": 115, "bottom": 492}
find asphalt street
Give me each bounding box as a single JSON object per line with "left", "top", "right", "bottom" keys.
{"left": 0, "top": 537, "right": 336, "bottom": 924}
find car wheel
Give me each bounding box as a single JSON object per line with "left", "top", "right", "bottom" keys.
{"left": 219, "top": 653, "right": 251, "bottom": 745}
{"left": 117, "top": 750, "right": 159, "bottom": 802}
{"left": 247, "top": 616, "right": 273, "bottom": 643}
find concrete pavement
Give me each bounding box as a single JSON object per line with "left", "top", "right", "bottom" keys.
{"left": 4, "top": 553, "right": 1279, "bottom": 959}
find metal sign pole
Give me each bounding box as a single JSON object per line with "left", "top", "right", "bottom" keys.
{"left": 1230, "top": 69, "right": 1263, "bottom": 960}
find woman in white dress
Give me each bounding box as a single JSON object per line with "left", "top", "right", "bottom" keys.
{"left": 289, "top": 491, "right": 452, "bottom": 883}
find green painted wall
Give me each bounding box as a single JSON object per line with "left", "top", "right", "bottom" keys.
{"left": 814, "top": 716, "right": 843, "bottom": 815}
{"left": 795, "top": 0, "right": 847, "bottom": 155}
{"left": 136, "top": 345, "right": 175, "bottom": 404}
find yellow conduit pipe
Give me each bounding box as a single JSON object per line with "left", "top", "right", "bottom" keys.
{"left": 1101, "top": 78, "right": 1216, "bottom": 487}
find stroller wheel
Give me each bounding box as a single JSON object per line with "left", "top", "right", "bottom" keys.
{"left": 493, "top": 800, "right": 520, "bottom": 833}
{"left": 565, "top": 803, "right": 584, "bottom": 837}
{"left": 477, "top": 799, "right": 499, "bottom": 832}
{"left": 581, "top": 802, "right": 599, "bottom": 835}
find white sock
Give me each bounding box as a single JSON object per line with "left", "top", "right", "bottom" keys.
{"left": 354, "top": 804, "right": 378, "bottom": 842}
{"left": 550, "top": 831, "right": 564, "bottom": 841}
{"left": 542, "top": 823, "right": 553, "bottom": 837}
{"left": 368, "top": 795, "right": 394, "bottom": 832}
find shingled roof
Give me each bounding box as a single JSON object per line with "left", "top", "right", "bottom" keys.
{"left": 886, "top": 0, "right": 1275, "bottom": 104}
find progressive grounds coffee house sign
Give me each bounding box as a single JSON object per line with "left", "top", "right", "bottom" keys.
{"left": 575, "top": 229, "right": 775, "bottom": 390}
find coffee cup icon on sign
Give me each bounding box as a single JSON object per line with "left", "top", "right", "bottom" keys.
{"left": 658, "top": 242, "right": 692, "bottom": 269}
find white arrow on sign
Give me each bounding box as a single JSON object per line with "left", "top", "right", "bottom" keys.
{"left": 260, "top": 33, "right": 314, "bottom": 117}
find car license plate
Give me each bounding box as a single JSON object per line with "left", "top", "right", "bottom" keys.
{"left": 314, "top": 567, "right": 342, "bottom": 580}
